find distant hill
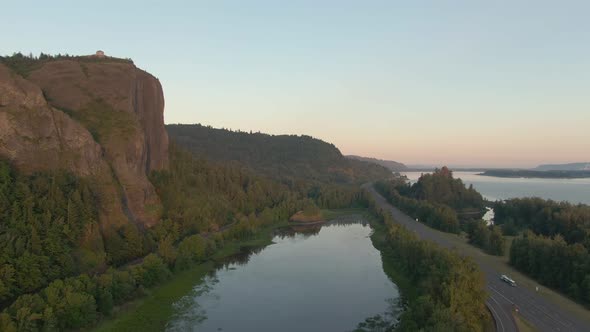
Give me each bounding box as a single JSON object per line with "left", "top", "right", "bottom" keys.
{"left": 479, "top": 169, "right": 590, "bottom": 179}
{"left": 346, "top": 155, "right": 408, "bottom": 171}
{"left": 534, "top": 162, "right": 590, "bottom": 171}
{"left": 167, "top": 124, "right": 392, "bottom": 184}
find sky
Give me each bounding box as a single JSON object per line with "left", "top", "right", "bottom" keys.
{"left": 2, "top": 1, "right": 589, "bottom": 167}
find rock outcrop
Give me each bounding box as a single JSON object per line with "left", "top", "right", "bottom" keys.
{"left": 0, "top": 57, "right": 168, "bottom": 235}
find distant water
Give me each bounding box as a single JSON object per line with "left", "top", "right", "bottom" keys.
{"left": 166, "top": 219, "right": 401, "bottom": 332}
{"left": 402, "top": 171, "right": 590, "bottom": 204}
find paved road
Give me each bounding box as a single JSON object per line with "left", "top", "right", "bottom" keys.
{"left": 365, "top": 184, "right": 590, "bottom": 332}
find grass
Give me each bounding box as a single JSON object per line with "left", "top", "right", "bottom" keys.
{"left": 94, "top": 262, "right": 214, "bottom": 332}
{"left": 322, "top": 208, "right": 368, "bottom": 220}
{"left": 513, "top": 311, "right": 538, "bottom": 332}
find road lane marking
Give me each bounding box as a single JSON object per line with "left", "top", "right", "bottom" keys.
{"left": 487, "top": 296, "right": 506, "bottom": 332}
{"left": 489, "top": 285, "right": 571, "bottom": 330}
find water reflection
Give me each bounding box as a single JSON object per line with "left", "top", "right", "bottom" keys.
{"left": 166, "top": 216, "right": 401, "bottom": 332}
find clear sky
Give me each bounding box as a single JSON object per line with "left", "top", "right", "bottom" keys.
{"left": 2, "top": 1, "right": 589, "bottom": 167}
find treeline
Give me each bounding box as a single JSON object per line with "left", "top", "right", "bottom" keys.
{"left": 400, "top": 167, "right": 485, "bottom": 212}
{"left": 510, "top": 232, "right": 590, "bottom": 305}
{"left": 375, "top": 180, "right": 461, "bottom": 233}
{"left": 495, "top": 198, "right": 590, "bottom": 306}
{"left": 375, "top": 168, "right": 490, "bottom": 237}
{"left": 367, "top": 196, "right": 489, "bottom": 331}
{"left": 466, "top": 221, "right": 505, "bottom": 256}
{"left": 494, "top": 197, "right": 590, "bottom": 248}
{"left": 0, "top": 254, "right": 170, "bottom": 331}
{"left": 0, "top": 52, "right": 132, "bottom": 78}
{"left": 166, "top": 124, "right": 392, "bottom": 185}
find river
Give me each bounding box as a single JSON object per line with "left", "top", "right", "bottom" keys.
{"left": 402, "top": 171, "right": 590, "bottom": 204}
{"left": 166, "top": 217, "right": 402, "bottom": 332}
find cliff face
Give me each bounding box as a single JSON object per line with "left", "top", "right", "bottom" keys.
{"left": 0, "top": 58, "right": 168, "bottom": 236}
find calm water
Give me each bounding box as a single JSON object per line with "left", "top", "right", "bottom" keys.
{"left": 402, "top": 171, "right": 590, "bottom": 204}
{"left": 167, "top": 218, "right": 401, "bottom": 332}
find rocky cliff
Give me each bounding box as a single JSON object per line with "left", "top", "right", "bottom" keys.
{"left": 0, "top": 56, "right": 168, "bottom": 243}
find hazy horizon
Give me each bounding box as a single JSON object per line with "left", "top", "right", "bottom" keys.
{"left": 2, "top": 1, "right": 589, "bottom": 168}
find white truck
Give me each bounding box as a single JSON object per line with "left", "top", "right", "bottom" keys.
{"left": 500, "top": 274, "right": 516, "bottom": 287}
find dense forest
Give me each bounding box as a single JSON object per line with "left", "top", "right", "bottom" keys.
{"left": 494, "top": 198, "right": 590, "bottom": 247}
{"left": 510, "top": 231, "right": 590, "bottom": 306}
{"left": 375, "top": 180, "right": 461, "bottom": 233}
{"left": 494, "top": 198, "right": 590, "bottom": 305}
{"left": 0, "top": 162, "right": 103, "bottom": 306}
{"left": 466, "top": 221, "right": 505, "bottom": 256}
{"left": 367, "top": 196, "right": 489, "bottom": 331}
{"left": 345, "top": 155, "right": 408, "bottom": 171}
{"left": 166, "top": 124, "right": 392, "bottom": 184}
{"left": 374, "top": 167, "right": 485, "bottom": 234}
{"left": 398, "top": 167, "right": 485, "bottom": 213}
{"left": 0, "top": 144, "right": 368, "bottom": 330}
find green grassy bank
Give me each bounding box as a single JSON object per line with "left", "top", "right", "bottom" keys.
{"left": 93, "top": 222, "right": 287, "bottom": 332}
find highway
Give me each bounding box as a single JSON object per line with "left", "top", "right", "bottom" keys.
{"left": 364, "top": 184, "right": 590, "bottom": 332}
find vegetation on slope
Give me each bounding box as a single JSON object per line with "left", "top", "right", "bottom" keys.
{"left": 0, "top": 143, "right": 369, "bottom": 330}
{"left": 346, "top": 155, "right": 408, "bottom": 171}
{"left": 166, "top": 124, "right": 392, "bottom": 184}
{"left": 0, "top": 160, "right": 104, "bottom": 306}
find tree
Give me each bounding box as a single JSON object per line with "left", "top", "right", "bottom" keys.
{"left": 157, "top": 236, "right": 177, "bottom": 267}
{"left": 488, "top": 226, "right": 505, "bottom": 256}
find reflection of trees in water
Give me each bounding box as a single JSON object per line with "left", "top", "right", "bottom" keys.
{"left": 275, "top": 224, "right": 322, "bottom": 239}
{"left": 215, "top": 245, "right": 267, "bottom": 269}
{"left": 352, "top": 298, "right": 403, "bottom": 332}
{"left": 328, "top": 214, "right": 369, "bottom": 228}
{"left": 166, "top": 276, "right": 220, "bottom": 331}
{"left": 168, "top": 214, "right": 398, "bottom": 332}
{"left": 275, "top": 214, "right": 370, "bottom": 240}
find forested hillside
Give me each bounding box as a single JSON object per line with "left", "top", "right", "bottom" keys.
{"left": 166, "top": 124, "right": 391, "bottom": 184}
{"left": 346, "top": 155, "right": 408, "bottom": 171}
{"left": 0, "top": 144, "right": 368, "bottom": 330}
{"left": 0, "top": 54, "right": 382, "bottom": 329}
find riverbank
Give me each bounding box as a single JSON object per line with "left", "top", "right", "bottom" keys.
{"left": 364, "top": 203, "right": 494, "bottom": 331}
{"left": 93, "top": 209, "right": 370, "bottom": 331}
{"left": 93, "top": 222, "right": 287, "bottom": 332}
{"left": 366, "top": 212, "right": 417, "bottom": 306}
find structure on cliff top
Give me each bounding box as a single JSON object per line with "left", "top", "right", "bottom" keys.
{"left": 95, "top": 50, "right": 105, "bottom": 58}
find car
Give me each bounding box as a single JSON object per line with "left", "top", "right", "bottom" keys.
{"left": 500, "top": 274, "right": 516, "bottom": 287}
